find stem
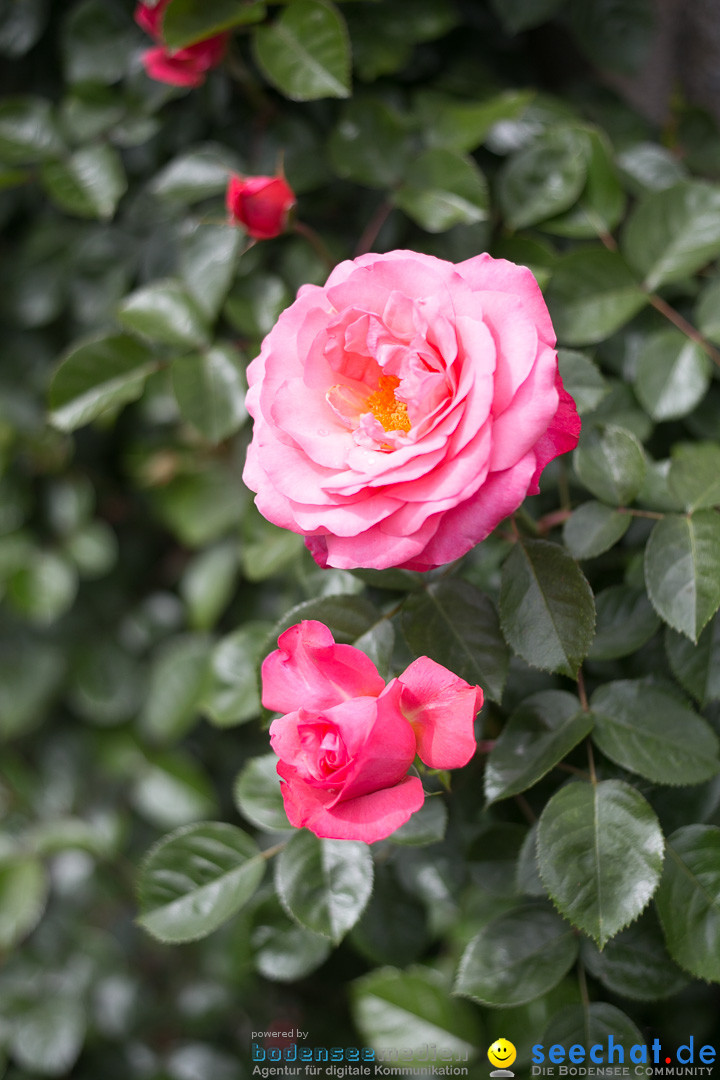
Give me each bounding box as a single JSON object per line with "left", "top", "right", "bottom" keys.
{"left": 354, "top": 200, "right": 393, "bottom": 257}
{"left": 586, "top": 739, "right": 597, "bottom": 786}
{"left": 293, "top": 221, "right": 336, "bottom": 271}
{"left": 618, "top": 506, "right": 665, "bottom": 520}
{"left": 477, "top": 740, "right": 497, "bottom": 754}
{"left": 536, "top": 508, "right": 573, "bottom": 534}
{"left": 647, "top": 292, "right": 720, "bottom": 369}
{"left": 577, "top": 958, "right": 591, "bottom": 1012}
{"left": 555, "top": 762, "right": 591, "bottom": 780}
{"left": 577, "top": 668, "right": 589, "bottom": 713}
{"left": 514, "top": 793, "right": 537, "bottom": 825}
{"left": 260, "top": 840, "right": 288, "bottom": 861}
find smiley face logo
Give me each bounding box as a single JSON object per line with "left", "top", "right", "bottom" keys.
{"left": 488, "top": 1038, "right": 517, "bottom": 1073}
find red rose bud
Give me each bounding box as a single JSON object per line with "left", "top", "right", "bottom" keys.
{"left": 135, "top": 0, "right": 228, "bottom": 88}
{"left": 226, "top": 174, "right": 296, "bottom": 240}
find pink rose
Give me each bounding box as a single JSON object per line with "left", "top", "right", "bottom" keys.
{"left": 243, "top": 250, "right": 580, "bottom": 570}
{"left": 226, "top": 174, "right": 296, "bottom": 240}
{"left": 264, "top": 620, "right": 482, "bottom": 843}
{"left": 135, "top": 0, "right": 228, "bottom": 87}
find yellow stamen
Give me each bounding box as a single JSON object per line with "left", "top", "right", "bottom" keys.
{"left": 365, "top": 375, "right": 411, "bottom": 433}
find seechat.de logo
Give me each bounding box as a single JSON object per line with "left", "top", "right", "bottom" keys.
{"left": 488, "top": 1038, "right": 517, "bottom": 1077}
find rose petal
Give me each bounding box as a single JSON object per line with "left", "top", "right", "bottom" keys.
{"left": 395, "top": 657, "right": 481, "bottom": 769}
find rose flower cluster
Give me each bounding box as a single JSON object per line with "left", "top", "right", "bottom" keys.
{"left": 263, "top": 621, "right": 482, "bottom": 843}
{"left": 244, "top": 249, "right": 580, "bottom": 570}
{"left": 134, "top": 0, "right": 228, "bottom": 87}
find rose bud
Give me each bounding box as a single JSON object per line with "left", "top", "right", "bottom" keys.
{"left": 226, "top": 174, "right": 296, "bottom": 240}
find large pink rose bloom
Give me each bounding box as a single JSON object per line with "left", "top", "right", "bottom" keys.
{"left": 264, "top": 621, "right": 481, "bottom": 843}
{"left": 243, "top": 250, "right": 580, "bottom": 570}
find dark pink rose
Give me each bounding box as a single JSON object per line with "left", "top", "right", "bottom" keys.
{"left": 243, "top": 250, "right": 581, "bottom": 570}
{"left": 134, "top": 0, "right": 228, "bottom": 87}
{"left": 264, "top": 621, "right": 482, "bottom": 843}
{"left": 226, "top": 175, "right": 296, "bottom": 240}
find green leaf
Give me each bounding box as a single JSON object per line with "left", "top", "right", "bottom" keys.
{"left": 179, "top": 223, "right": 244, "bottom": 321}
{"left": 0, "top": 855, "right": 48, "bottom": 948}
{"left": 49, "top": 333, "right": 158, "bottom": 432}
{"left": 485, "top": 690, "right": 591, "bottom": 804}
{"left": 546, "top": 248, "right": 647, "bottom": 346}
{"left": 240, "top": 514, "right": 305, "bottom": 582}
{"left": 233, "top": 753, "right": 291, "bottom": 833}
{"left": 588, "top": 585, "right": 660, "bottom": 660}
{"left": 0, "top": 95, "right": 64, "bottom": 164}
{"left": 328, "top": 98, "right": 413, "bottom": 188}
{"left": 62, "top": 0, "right": 138, "bottom": 84}
{"left": 352, "top": 967, "right": 480, "bottom": 1062}
{"left": 171, "top": 346, "right": 247, "bottom": 444}
{"left": 416, "top": 89, "right": 534, "bottom": 153}
{"left": 542, "top": 1003, "right": 646, "bottom": 1056}
{"left": 69, "top": 638, "right": 143, "bottom": 726}
{"left": 499, "top": 539, "right": 595, "bottom": 678}
{"left": 667, "top": 441, "right": 720, "bottom": 512}
{"left": 41, "top": 144, "right": 127, "bottom": 220}
{"left": 591, "top": 679, "right": 720, "bottom": 785}
{"left": 563, "top": 501, "right": 631, "bottom": 560}
{"left": 622, "top": 180, "right": 720, "bottom": 290}
{"left": 541, "top": 128, "right": 625, "bottom": 239}
{"left": 570, "top": 0, "right": 654, "bottom": 74}
{"left": 402, "top": 579, "right": 509, "bottom": 703}
{"left": 202, "top": 622, "right": 271, "bottom": 727}
{"left": 574, "top": 424, "right": 647, "bottom": 506}
{"left": 556, "top": 349, "right": 609, "bottom": 415}
{"left": 270, "top": 593, "right": 381, "bottom": 646}
{"left": 7, "top": 549, "right": 78, "bottom": 626}
{"left": 180, "top": 540, "right": 239, "bottom": 631}
{"left": 455, "top": 903, "right": 578, "bottom": 1006}
{"left": 140, "top": 634, "right": 213, "bottom": 743}
{"left": 252, "top": 899, "right": 331, "bottom": 982}
{"left": 644, "top": 511, "right": 720, "bottom": 641}
{"left": 0, "top": 0, "right": 47, "bottom": 58}
{"left": 11, "top": 996, "right": 86, "bottom": 1077}
{"left": 150, "top": 143, "right": 242, "bottom": 203}
{"left": 581, "top": 910, "right": 689, "bottom": 1001}
{"left": 489, "top": 0, "right": 566, "bottom": 33}
{"left": 393, "top": 148, "right": 489, "bottom": 232}
{"left": 655, "top": 825, "right": 720, "bottom": 981}
{"left": 634, "top": 328, "right": 711, "bottom": 422}
{"left": 389, "top": 797, "right": 448, "bottom": 846}
{"left": 350, "top": 866, "right": 429, "bottom": 967}
{"left": 253, "top": 0, "right": 351, "bottom": 101}
{"left": 274, "top": 830, "right": 373, "bottom": 943}
{"left": 694, "top": 276, "right": 720, "bottom": 344}
{"left": 137, "top": 822, "right": 265, "bottom": 943}
{"left": 616, "top": 141, "right": 688, "bottom": 195}
{"left": 152, "top": 465, "right": 248, "bottom": 548}
{"left": 537, "top": 780, "right": 665, "bottom": 946}
{"left": 499, "top": 126, "right": 590, "bottom": 230}
{"left": 131, "top": 753, "right": 217, "bottom": 829}
{"left": 666, "top": 616, "right": 720, "bottom": 707}
{"left": 117, "top": 280, "right": 210, "bottom": 348}
{"left": 0, "top": 640, "right": 64, "bottom": 739}
{"left": 162, "top": 0, "right": 267, "bottom": 48}
{"left": 224, "top": 272, "right": 291, "bottom": 339}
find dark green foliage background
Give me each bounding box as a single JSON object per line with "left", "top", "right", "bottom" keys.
{"left": 2, "top": 0, "right": 720, "bottom": 1076}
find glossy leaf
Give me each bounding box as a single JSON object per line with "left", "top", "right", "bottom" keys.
{"left": 0, "top": 855, "right": 48, "bottom": 948}
{"left": 485, "top": 690, "right": 591, "bottom": 804}
{"left": 588, "top": 585, "right": 660, "bottom": 661}
{"left": 251, "top": 899, "right": 331, "bottom": 982}
{"left": 179, "top": 223, "right": 244, "bottom": 321}
{"left": 546, "top": 248, "right": 647, "bottom": 346}
{"left": 666, "top": 616, "right": 720, "bottom": 707}
{"left": 140, "top": 634, "right": 213, "bottom": 743}
{"left": 537, "top": 780, "right": 665, "bottom": 946}
{"left": 667, "top": 442, "right": 720, "bottom": 512}
{"left": 455, "top": 903, "right": 578, "bottom": 1006}
{"left": 574, "top": 424, "right": 647, "bottom": 506}
{"left": 541, "top": 128, "right": 625, "bottom": 239}
{"left": 542, "top": 1002, "right": 646, "bottom": 1055}
{"left": 352, "top": 967, "right": 480, "bottom": 1062}
{"left": 137, "top": 822, "right": 265, "bottom": 943}
{"left": 162, "top": 0, "right": 266, "bottom": 47}
{"left": 328, "top": 98, "right": 412, "bottom": 188}
{"left": 402, "top": 578, "right": 509, "bottom": 703}
{"left": 622, "top": 180, "right": 720, "bottom": 290}
{"left": 581, "top": 911, "right": 689, "bottom": 1001}
{"left": 591, "top": 679, "right": 720, "bottom": 785}
{"left": 644, "top": 511, "right": 720, "bottom": 641}
{"left": 233, "top": 753, "right": 291, "bottom": 833}
{"left": 556, "top": 349, "right": 609, "bottom": 415}
{"left": 117, "top": 280, "right": 210, "bottom": 348}
{"left": 570, "top": 0, "right": 654, "bottom": 74}
{"left": 489, "top": 0, "right": 565, "bottom": 33}
{"left": 171, "top": 346, "right": 247, "bottom": 444}
{"left": 499, "top": 126, "right": 590, "bottom": 230}
{"left": 655, "top": 825, "right": 720, "bottom": 981}
{"left": 180, "top": 540, "right": 239, "bottom": 631}
{"left": 393, "top": 148, "right": 489, "bottom": 232}
{"left": 11, "top": 996, "right": 86, "bottom": 1077}
{"left": 253, "top": 0, "right": 351, "bottom": 101}
{"left": 563, "top": 501, "right": 631, "bottom": 560}
{"left": 202, "top": 621, "right": 271, "bottom": 727}
{"left": 634, "top": 329, "right": 710, "bottom": 422}
{"left": 275, "top": 830, "right": 373, "bottom": 943}
{"left": 0, "top": 95, "right": 63, "bottom": 163}
{"left": 416, "top": 89, "right": 534, "bottom": 153}
{"left": 41, "top": 144, "right": 127, "bottom": 220}
{"left": 48, "top": 333, "right": 157, "bottom": 432}
{"left": 499, "top": 539, "right": 595, "bottom": 678}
